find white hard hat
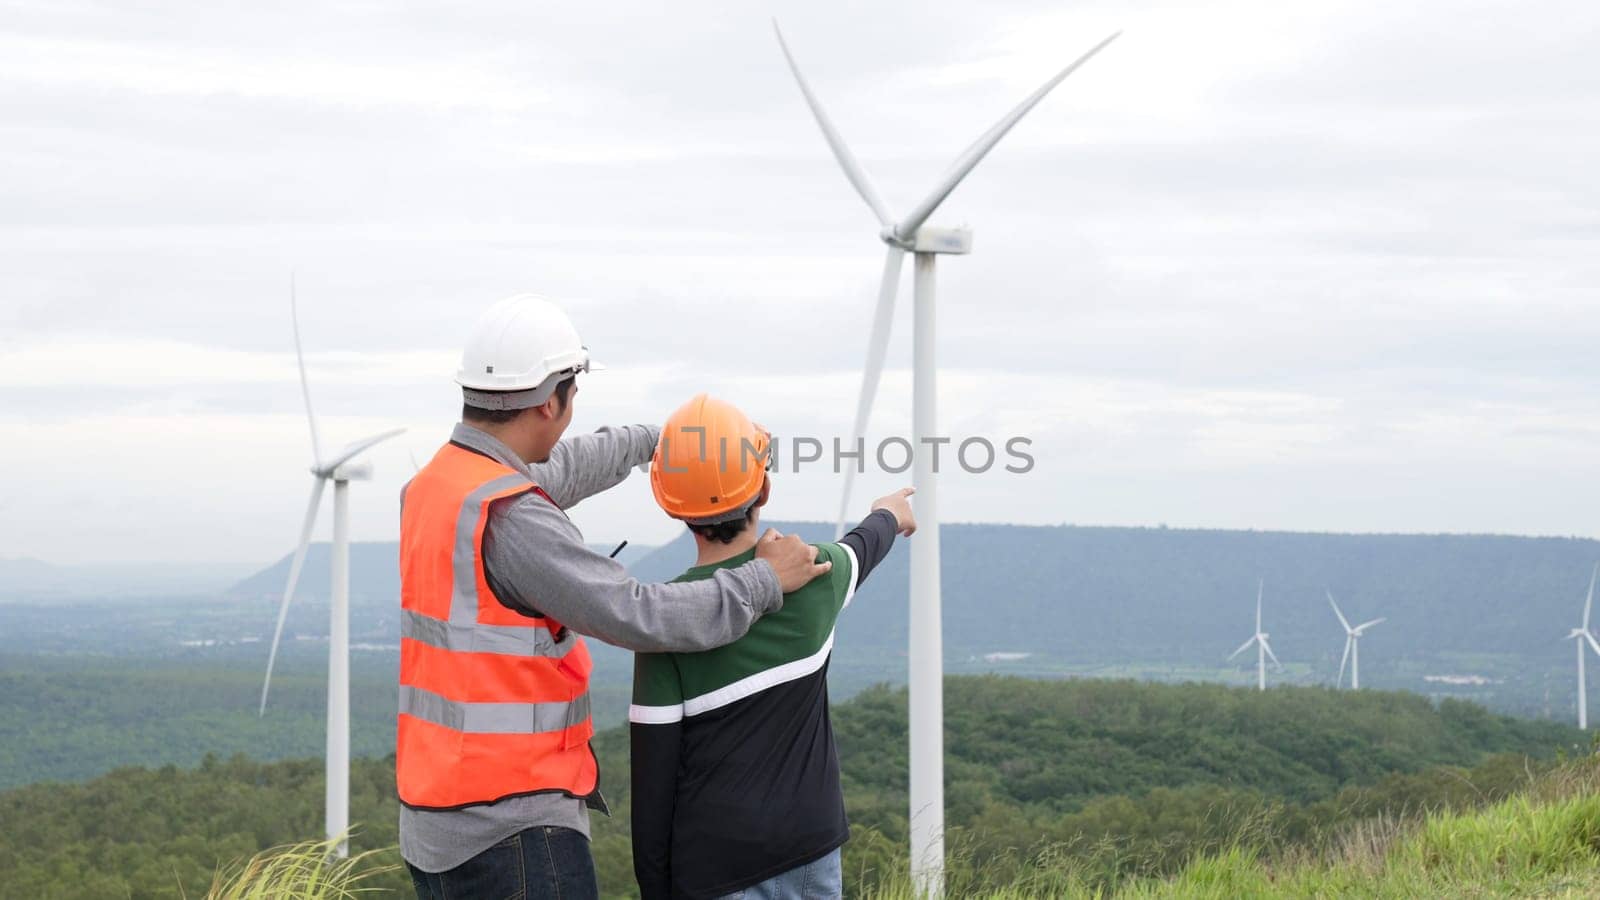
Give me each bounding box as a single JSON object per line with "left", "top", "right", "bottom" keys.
{"left": 457, "top": 295, "right": 603, "bottom": 410}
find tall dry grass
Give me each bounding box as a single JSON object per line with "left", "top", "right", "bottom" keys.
{"left": 200, "top": 835, "right": 398, "bottom": 900}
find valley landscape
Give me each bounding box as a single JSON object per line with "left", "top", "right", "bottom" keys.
{"left": 4, "top": 523, "right": 1600, "bottom": 896}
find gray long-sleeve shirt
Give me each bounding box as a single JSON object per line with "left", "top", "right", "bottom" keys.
{"left": 400, "top": 421, "right": 785, "bottom": 873}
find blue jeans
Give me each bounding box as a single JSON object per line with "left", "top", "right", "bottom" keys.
{"left": 408, "top": 826, "right": 599, "bottom": 900}
{"left": 716, "top": 848, "right": 842, "bottom": 900}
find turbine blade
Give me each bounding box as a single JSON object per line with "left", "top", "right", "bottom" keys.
{"left": 1356, "top": 617, "right": 1386, "bottom": 633}
{"left": 1585, "top": 563, "right": 1597, "bottom": 630}
{"left": 322, "top": 427, "right": 407, "bottom": 474}
{"left": 259, "top": 478, "right": 327, "bottom": 715}
{"left": 290, "top": 274, "right": 323, "bottom": 465}
{"left": 894, "top": 30, "right": 1121, "bottom": 239}
{"left": 1338, "top": 637, "right": 1352, "bottom": 687}
{"left": 1261, "top": 637, "right": 1282, "bottom": 669}
{"left": 1256, "top": 580, "right": 1263, "bottom": 633}
{"left": 835, "top": 246, "right": 905, "bottom": 537}
{"left": 1586, "top": 631, "right": 1600, "bottom": 658}
{"left": 1229, "top": 635, "right": 1257, "bottom": 660}
{"left": 1327, "top": 590, "right": 1352, "bottom": 631}
{"left": 773, "top": 20, "right": 894, "bottom": 229}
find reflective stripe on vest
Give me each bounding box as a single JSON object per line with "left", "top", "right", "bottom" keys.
{"left": 396, "top": 470, "right": 577, "bottom": 659}
{"left": 396, "top": 442, "right": 598, "bottom": 810}
{"left": 400, "top": 685, "right": 592, "bottom": 735}
{"left": 399, "top": 608, "right": 579, "bottom": 659}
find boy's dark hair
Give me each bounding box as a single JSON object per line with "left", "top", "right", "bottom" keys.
{"left": 462, "top": 376, "right": 576, "bottom": 425}
{"left": 687, "top": 504, "right": 758, "bottom": 544}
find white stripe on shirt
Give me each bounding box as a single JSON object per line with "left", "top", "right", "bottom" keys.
{"left": 838, "top": 542, "right": 860, "bottom": 611}
{"left": 679, "top": 629, "right": 836, "bottom": 719}
{"left": 628, "top": 702, "right": 685, "bottom": 725}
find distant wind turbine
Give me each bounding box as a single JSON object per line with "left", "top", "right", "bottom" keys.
{"left": 258, "top": 278, "right": 404, "bottom": 858}
{"left": 1229, "top": 580, "right": 1282, "bottom": 691}
{"left": 773, "top": 22, "right": 1120, "bottom": 896}
{"left": 1565, "top": 563, "right": 1600, "bottom": 730}
{"left": 1328, "top": 590, "right": 1385, "bottom": 690}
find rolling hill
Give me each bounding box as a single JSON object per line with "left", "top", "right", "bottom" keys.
{"left": 0, "top": 556, "right": 240, "bottom": 600}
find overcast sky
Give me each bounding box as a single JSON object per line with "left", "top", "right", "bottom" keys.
{"left": 2, "top": 0, "right": 1597, "bottom": 566}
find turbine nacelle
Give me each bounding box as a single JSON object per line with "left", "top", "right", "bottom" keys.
{"left": 913, "top": 227, "right": 973, "bottom": 255}
{"left": 329, "top": 461, "right": 373, "bottom": 482}
{"left": 1568, "top": 627, "right": 1600, "bottom": 656}
{"left": 879, "top": 225, "right": 974, "bottom": 255}
{"left": 1349, "top": 618, "right": 1386, "bottom": 637}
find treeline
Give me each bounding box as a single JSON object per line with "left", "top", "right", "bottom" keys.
{"left": 0, "top": 677, "right": 1586, "bottom": 898}
{"left": 0, "top": 754, "right": 413, "bottom": 898}
{"left": 0, "top": 657, "right": 635, "bottom": 790}
{"left": 0, "top": 659, "right": 397, "bottom": 790}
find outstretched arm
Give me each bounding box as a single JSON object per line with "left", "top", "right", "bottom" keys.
{"left": 838, "top": 509, "right": 900, "bottom": 597}
{"left": 836, "top": 487, "right": 916, "bottom": 603}
{"left": 483, "top": 496, "right": 831, "bottom": 652}
{"left": 529, "top": 424, "right": 659, "bottom": 509}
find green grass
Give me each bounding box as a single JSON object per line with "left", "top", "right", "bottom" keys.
{"left": 1123, "top": 793, "right": 1600, "bottom": 898}
{"left": 207, "top": 756, "right": 1600, "bottom": 899}
{"left": 854, "top": 755, "right": 1600, "bottom": 899}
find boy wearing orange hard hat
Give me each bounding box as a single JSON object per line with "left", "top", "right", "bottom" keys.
{"left": 629, "top": 394, "right": 915, "bottom": 900}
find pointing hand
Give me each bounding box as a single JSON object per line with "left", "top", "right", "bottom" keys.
{"left": 871, "top": 487, "right": 917, "bottom": 536}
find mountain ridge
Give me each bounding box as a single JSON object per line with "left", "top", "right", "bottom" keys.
{"left": 222, "top": 522, "right": 1600, "bottom": 701}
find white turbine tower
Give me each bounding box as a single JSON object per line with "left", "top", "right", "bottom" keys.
{"left": 258, "top": 281, "right": 404, "bottom": 858}
{"left": 773, "top": 22, "right": 1119, "bottom": 895}
{"left": 1229, "top": 580, "right": 1281, "bottom": 691}
{"left": 1327, "top": 590, "right": 1385, "bottom": 690}
{"left": 1565, "top": 563, "right": 1600, "bottom": 729}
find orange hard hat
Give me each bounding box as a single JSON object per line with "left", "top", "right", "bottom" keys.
{"left": 651, "top": 394, "right": 772, "bottom": 524}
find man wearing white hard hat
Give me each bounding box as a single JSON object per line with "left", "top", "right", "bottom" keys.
{"left": 397, "top": 296, "right": 831, "bottom": 899}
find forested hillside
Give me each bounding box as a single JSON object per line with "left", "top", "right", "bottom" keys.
{"left": 0, "top": 655, "right": 397, "bottom": 789}
{"left": 2, "top": 677, "right": 1583, "bottom": 898}
{"left": 0, "top": 654, "right": 631, "bottom": 790}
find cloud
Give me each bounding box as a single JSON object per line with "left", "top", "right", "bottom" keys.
{"left": 0, "top": 34, "right": 550, "bottom": 111}
{"left": 3, "top": 0, "right": 1599, "bottom": 562}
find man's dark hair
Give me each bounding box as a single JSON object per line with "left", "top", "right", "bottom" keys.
{"left": 462, "top": 376, "right": 576, "bottom": 425}
{"left": 686, "top": 504, "right": 758, "bottom": 545}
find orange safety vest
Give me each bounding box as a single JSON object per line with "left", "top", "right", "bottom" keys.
{"left": 396, "top": 441, "right": 598, "bottom": 810}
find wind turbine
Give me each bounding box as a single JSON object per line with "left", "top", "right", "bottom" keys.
{"left": 773, "top": 22, "right": 1119, "bottom": 895}
{"left": 1229, "top": 580, "right": 1281, "bottom": 691}
{"left": 258, "top": 279, "right": 404, "bottom": 858}
{"left": 1327, "top": 590, "right": 1385, "bottom": 690}
{"left": 1565, "top": 563, "right": 1600, "bottom": 729}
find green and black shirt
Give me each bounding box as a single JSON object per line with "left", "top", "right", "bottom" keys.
{"left": 629, "top": 510, "right": 900, "bottom": 900}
